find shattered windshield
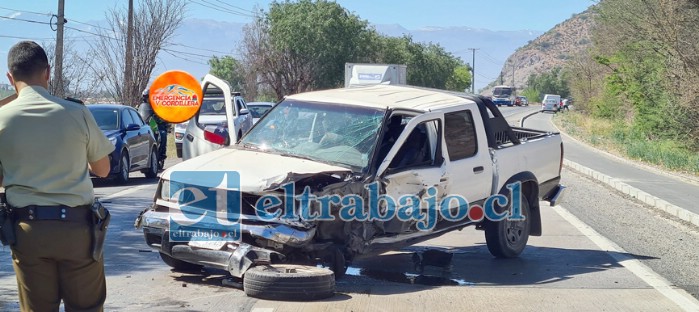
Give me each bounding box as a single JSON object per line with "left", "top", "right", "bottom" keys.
{"left": 493, "top": 87, "right": 512, "bottom": 97}
{"left": 240, "top": 100, "right": 385, "bottom": 170}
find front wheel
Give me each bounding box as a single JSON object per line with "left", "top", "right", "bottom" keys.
{"left": 484, "top": 196, "right": 531, "bottom": 258}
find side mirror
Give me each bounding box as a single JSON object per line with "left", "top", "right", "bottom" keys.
{"left": 239, "top": 108, "right": 250, "bottom": 115}
{"left": 125, "top": 124, "right": 141, "bottom": 131}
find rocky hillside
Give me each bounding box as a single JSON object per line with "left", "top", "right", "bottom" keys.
{"left": 482, "top": 9, "right": 595, "bottom": 93}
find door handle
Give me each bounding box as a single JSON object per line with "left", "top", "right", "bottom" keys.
{"left": 186, "top": 134, "right": 194, "bottom": 142}
{"left": 473, "top": 166, "right": 484, "bottom": 173}
{"left": 440, "top": 177, "right": 448, "bottom": 182}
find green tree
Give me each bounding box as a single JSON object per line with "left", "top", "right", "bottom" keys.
{"left": 566, "top": 0, "right": 699, "bottom": 144}
{"left": 445, "top": 65, "right": 472, "bottom": 92}
{"left": 267, "top": 0, "right": 371, "bottom": 91}
{"left": 242, "top": 1, "right": 468, "bottom": 98}
{"left": 370, "top": 35, "right": 464, "bottom": 89}
{"left": 208, "top": 56, "right": 246, "bottom": 91}
{"left": 523, "top": 68, "right": 569, "bottom": 101}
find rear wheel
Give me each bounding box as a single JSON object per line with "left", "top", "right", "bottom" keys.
{"left": 244, "top": 264, "right": 335, "bottom": 301}
{"left": 143, "top": 148, "right": 159, "bottom": 178}
{"left": 485, "top": 196, "right": 531, "bottom": 258}
{"left": 115, "top": 153, "right": 130, "bottom": 184}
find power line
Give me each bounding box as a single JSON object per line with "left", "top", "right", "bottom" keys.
{"left": 169, "top": 43, "right": 231, "bottom": 55}
{"left": 64, "top": 25, "right": 222, "bottom": 65}
{"left": 0, "top": 34, "right": 56, "bottom": 40}
{"left": 211, "top": 0, "right": 257, "bottom": 15}
{"left": 0, "top": 15, "right": 50, "bottom": 25}
{"left": 64, "top": 17, "right": 234, "bottom": 56}
{"left": 0, "top": 6, "right": 52, "bottom": 17}
{"left": 69, "top": 19, "right": 111, "bottom": 32}
{"left": 476, "top": 72, "right": 495, "bottom": 81}
{"left": 481, "top": 51, "right": 505, "bottom": 65}
{"left": 190, "top": 0, "right": 255, "bottom": 18}
{"left": 161, "top": 49, "right": 209, "bottom": 65}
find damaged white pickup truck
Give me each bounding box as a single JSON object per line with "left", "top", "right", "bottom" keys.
{"left": 135, "top": 84, "right": 565, "bottom": 300}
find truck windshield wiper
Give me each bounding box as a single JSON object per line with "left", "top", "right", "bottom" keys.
{"left": 279, "top": 152, "right": 315, "bottom": 162}
{"left": 241, "top": 142, "right": 260, "bottom": 150}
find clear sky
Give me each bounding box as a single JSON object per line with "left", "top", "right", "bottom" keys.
{"left": 0, "top": 0, "right": 595, "bottom": 89}
{"left": 1, "top": 0, "right": 595, "bottom": 31}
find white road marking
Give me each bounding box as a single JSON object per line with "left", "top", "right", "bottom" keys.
{"left": 98, "top": 184, "right": 156, "bottom": 201}
{"left": 553, "top": 204, "right": 699, "bottom": 312}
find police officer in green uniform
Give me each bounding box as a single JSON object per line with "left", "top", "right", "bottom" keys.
{"left": 0, "top": 41, "right": 114, "bottom": 311}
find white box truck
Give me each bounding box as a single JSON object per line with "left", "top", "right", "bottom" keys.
{"left": 345, "top": 63, "right": 407, "bottom": 87}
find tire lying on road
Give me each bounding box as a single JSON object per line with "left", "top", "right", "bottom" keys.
{"left": 243, "top": 264, "right": 335, "bottom": 301}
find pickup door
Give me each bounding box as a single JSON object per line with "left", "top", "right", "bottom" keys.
{"left": 184, "top": 75, "right": 234, "bottom": 160}
{"left": 376, "top": 106, "right": 493, "bottom": 232}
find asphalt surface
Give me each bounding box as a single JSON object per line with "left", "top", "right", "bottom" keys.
{"left": 522, "top": 110, "right": 699, "bottom": 215}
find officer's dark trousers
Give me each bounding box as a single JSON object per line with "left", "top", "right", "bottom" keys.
{"left": 10, "top": 220, "right": 106, "bottom": 312}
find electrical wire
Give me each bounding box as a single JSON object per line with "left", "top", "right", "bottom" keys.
{"left": 190, "top": 0, "right": 255, "bottom": 18}
{"left": 0, "top": 15, "right": 49, "bottom": 25}
{"left": 0, "top": 6, "right": 52, "bottom": 17}
{"left": 0, "top": 34, "right": 55, "bottom": 40}
{"left": 64, "top": 25, "right": 226, "bottom": 65}
{"left": 211, "top": 0, "right": 257, "bottom": 15}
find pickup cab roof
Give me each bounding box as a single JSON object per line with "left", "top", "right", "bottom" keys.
{"left": 286, "top": 84, "right": 476, "bottom": 112}
{"left": 287, "top": 84, "right": 527, "bottom": 149}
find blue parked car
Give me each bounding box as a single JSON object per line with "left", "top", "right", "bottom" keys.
{"left": 87, "top": 104, "right": 160, "bottom": 183}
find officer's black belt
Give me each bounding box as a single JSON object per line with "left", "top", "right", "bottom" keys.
{"left": 13, "top": 205, "right": 92, "bottom": 222}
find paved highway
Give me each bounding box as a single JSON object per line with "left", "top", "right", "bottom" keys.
{"left": 1, "top": 106, "right": 698, "bottom": 311}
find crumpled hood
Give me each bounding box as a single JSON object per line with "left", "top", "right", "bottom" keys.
{"left": 161, "top": 147, "right": 352, "bottom": 193}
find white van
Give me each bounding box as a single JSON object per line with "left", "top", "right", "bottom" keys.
{"left": 542, "top": 94, "right": 561, "bottom": 112}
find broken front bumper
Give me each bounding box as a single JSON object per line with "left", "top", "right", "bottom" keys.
{"left": 137, "top": 209, "right": 316, "bottom": 277}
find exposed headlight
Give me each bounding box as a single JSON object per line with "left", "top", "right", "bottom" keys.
{"left": 109, "top": 137, "right": 117, "bottom": 145}
{"left": 160, "top": 180, "right": 171, "bottom": 201}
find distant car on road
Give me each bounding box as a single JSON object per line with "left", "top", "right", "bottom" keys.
{"left": 87, "top": 104, "right": 159, "bottom": 183}
{"left": 246, "top": 102, "right": 275, "bottom": 124}
{"left": 173, "top": 121, "right": 189, "bottom": 158}
{"left": 541, "top": 94, "right": 561, "bottom": 112}
{"left": 516, "top": 96, "right": 529, "bottom": 106}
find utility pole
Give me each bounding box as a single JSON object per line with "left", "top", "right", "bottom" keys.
{"left": 468, "top": 48, "right": 479, "bottom": 93}
{"left": 124, "top": 0, "right": 134, "bottom": 106}
{"left": 511, "top": 60, "right": 516, "bottom": 87}
{"left": 54, "top": 0, "right": 65, "bottom": 97}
